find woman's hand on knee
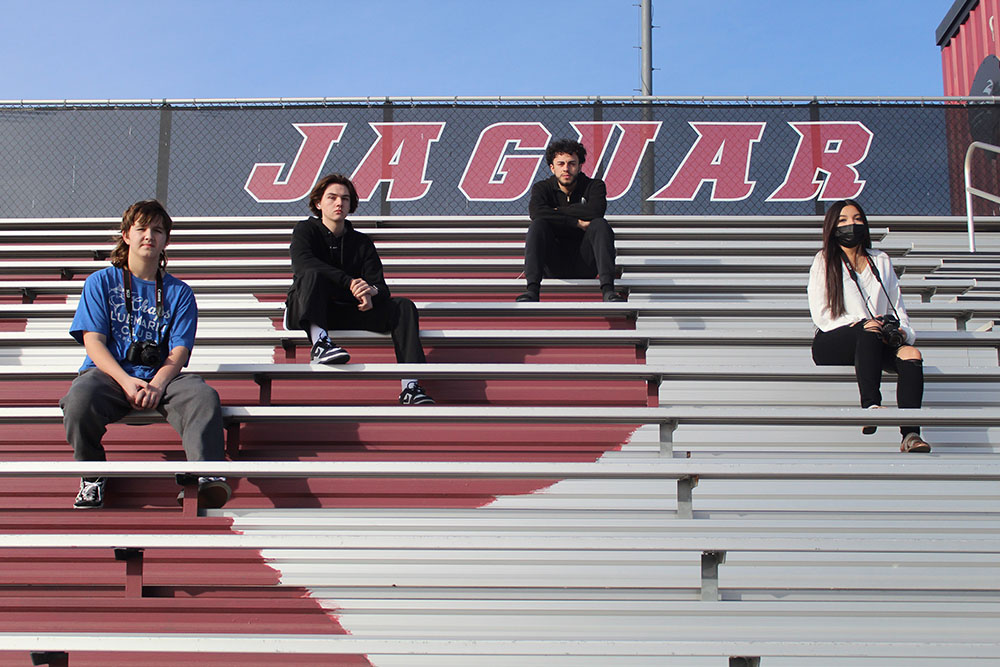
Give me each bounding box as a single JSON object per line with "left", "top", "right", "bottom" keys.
{"left": 896, "top": 345, "right": 922, "bottom": 361}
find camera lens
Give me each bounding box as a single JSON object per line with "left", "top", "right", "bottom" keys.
{"left": 140, "top": 342, "right": 162, "bottom": 367}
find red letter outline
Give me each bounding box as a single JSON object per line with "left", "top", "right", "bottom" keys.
{"left": 458, "top": 122, "right": 552, "bottom": 202}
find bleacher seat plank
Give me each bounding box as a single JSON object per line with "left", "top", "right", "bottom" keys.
{"left": 0, "top": 239, "right": 912, "bottom": 260}
{"left": 2, "top": 629, "right": 996, "bottom": 659}
{"left": 0, "top": 255, "right": 943, "bottom": 277}
{"left": 0, "top": 274, "right": 973, "bottom": 301}
{"left": 2, "top": 532, "right": 998, "bottom": 555}
{"left": 2, "top": 458, "right": 995, "bottom": 481}
{"left": 0, "top": 362, "right": 997, "bottom": 387}
{"left": 2, "top": 328, "right": 995, "bottom": 354}
{"left": 0, "top": 212, "right": 994, "bottom": 229}
{"left": 0, "top": 299, "right": 993, "bottom": 326}
{"left": 0, "top": 405, "right": 993, "bottom": 430}
{"left": 0, "top": 225, "right": 891, "bottom": 244}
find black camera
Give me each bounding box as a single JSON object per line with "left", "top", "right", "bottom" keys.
{"left": 126, "top": 340, "right": 165, "bottom": 367}
{"left": 878, "top": 314, "right": 906, "bottom": 348}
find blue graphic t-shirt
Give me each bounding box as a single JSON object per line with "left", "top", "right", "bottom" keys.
{"left": 70, "top": 266, "right": 198, "bottom": 380}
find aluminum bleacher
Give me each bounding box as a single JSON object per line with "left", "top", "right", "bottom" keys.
{"left": 0, "top": 214, "right": 998, "bottom": 666}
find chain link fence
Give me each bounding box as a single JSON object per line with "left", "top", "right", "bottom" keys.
{"left": 0, "top": 99, "right": 994, "bottom": 218}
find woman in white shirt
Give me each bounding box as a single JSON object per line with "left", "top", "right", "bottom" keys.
{"left": 807, "top": 199, "right": 930, "bottom": 453}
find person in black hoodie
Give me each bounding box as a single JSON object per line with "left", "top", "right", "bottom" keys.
{"left": 285, "top": 173, "right": 434, "bottom": 405}
{"left": 517, "top": 138, "right": 623, "bottom": 302}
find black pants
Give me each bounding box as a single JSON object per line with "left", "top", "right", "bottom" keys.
{"left": 288, "top": 270, "right": 426, "bottom": 363}
{"left": 812, "top": 321, "right": 923, "bottom": 436}
{"left": 523, "top": 217, "right": 616, "bottom": 291}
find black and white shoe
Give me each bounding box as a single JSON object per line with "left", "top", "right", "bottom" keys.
{"left": 73, "top": 477, "right": 106, "bottom": 509}
{"left": 602, "top": 290, "right": 626, "bottom": 302}
{"left": 176, "top": 476, "right": 232, "bottom": 509}
{"left": 399, "top": 382, "right": 435, "bottom": 405}
{"left": 310, "top": 338, "right": 350, "bottom": 365}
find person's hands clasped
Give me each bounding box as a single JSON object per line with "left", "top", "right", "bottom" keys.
{"left": 576, "top": 219, "right": 590, "bottom": 230}
{"left": 863, "top": 318, "right": 882, "bottom": 333}
{"left": 137, "top": 382, "right": 165, "bottom": 410}
{"left": 350, "top": 278, "right": 378, "bottom": 311}
{"left": 121, "top": 376, "right": 152, "bottom": 410}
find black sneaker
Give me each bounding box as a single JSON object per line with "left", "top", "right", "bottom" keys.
{"left": 862, "top": 405, "right": 882, "bottom": 435}
{"left": 399, "top": 382, "right": 435, "bottom": 405}
{"left": 73, "top": 477, "right": 106, "bottom": 509}
{"left": 515, "top": 291, "right": 539, "bottom": 302}
{"left": 310, "top": 338, "right": 350, "bottom": 365}
{"left": 176, "top": 476, "right": 232, "bottom": 509}
{"left": 603, "top": 290, "right": 626, "bottom": 302}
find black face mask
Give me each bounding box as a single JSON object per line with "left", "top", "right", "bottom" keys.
{"left": 834, "top": 223, "right": 867, "bottom": 248}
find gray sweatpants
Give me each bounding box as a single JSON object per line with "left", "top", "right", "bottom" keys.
{"left": 59, "top": 368, "right": 225, "bottom": 462}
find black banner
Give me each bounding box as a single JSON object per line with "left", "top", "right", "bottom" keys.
{"left": 0, "top": 101, "right": 993, "bottom": 218}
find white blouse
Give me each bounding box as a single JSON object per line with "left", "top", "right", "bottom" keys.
{"left": 807, "top": 249, "right": 915, "bottom": 345}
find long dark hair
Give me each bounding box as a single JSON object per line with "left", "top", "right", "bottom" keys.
{"left": 820, "top": 199, "right": 872, "bottom": 318}
{"left": 109, "top": 200, "right": 172, "bottom": 272}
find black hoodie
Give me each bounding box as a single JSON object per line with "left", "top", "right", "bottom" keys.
{"left": 528, "top": 173, "right": 608, "bottom": 229}
{"left": 286, "top": 216, "right": 391, "bottom": 312}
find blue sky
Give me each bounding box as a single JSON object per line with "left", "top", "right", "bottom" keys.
{"left": 0, "top": 0, "right": 953, "bottom": 99}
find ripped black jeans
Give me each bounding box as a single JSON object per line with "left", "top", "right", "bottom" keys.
{"left": 812, "top": 321, "right": 923, "bottom": 437}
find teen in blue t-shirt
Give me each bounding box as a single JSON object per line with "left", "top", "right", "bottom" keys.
{"left": 59, "top": 200, "right": 230, "bottom": 510}
{"left": 71, "top": 267, "right": 197, "bottom": 381}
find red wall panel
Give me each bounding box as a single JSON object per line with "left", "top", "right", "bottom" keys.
{"left": 941, "top": 0, "right": 1000, "bottom": 95}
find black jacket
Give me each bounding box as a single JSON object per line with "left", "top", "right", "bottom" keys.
{"left": 286, "top": 217, "right": 391, "bottom": 308}
{"left": 528, "top": 173, "right": 608, "bottom": 229}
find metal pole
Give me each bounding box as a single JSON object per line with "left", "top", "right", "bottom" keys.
{"left": 639, "top": 0, "right": 655, "bottom": 214}
{"left": 965, "top": 142, "right": 981, "bottom": 253}
{"left": 641, "top": 0, "right": 653, "bottom": 95}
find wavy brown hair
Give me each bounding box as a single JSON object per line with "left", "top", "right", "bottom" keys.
{"left": 820, "top": 198, "right": 872, "bottom": 319}
{"left": 308, "top": 173, "right": 359, "bottom": 217}
{"left": 109, "top": 200, "right": 172, "bottom": 271}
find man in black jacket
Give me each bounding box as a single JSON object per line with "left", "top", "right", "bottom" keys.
{"left": 285, "top": 173, "right": 433, "bottom": 405}
{"left": 517, "top": 139, "right": 623, "bottom": 302}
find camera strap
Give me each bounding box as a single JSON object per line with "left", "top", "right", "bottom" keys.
{"left": 842, "top": 253, "right": 902, "bottom": 321}
{"left": 861, "top": 254, "right": 902, "bottom": 320}
{"left": 121, "top": 268, "right": 164, "bottom": 345}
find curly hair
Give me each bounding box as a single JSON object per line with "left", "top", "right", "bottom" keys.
{"left": 545, "top": 139, "right": 587, "bottom": 166}
{"left": 308, "top": 173, "right": 359, "bottom": 217}
{"left": 109, "top": 200, "right": 172, "bottom": 271}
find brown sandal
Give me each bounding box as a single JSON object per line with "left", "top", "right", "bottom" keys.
{"left": 900, "top": 433, "right": 931, "bottom": 453}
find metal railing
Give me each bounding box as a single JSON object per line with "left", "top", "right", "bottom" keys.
{"left": 962, "top": 140, "right": 1000, "bottom": 252}
{"left": 2, "top": 95, "right": 1000, "bottom": 108}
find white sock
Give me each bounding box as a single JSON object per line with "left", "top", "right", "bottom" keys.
{"left": 401, "top": 379, "right": 417, "bottom": 390}
{"left": 309, "top": 323, "right": 329, "bottom": 344}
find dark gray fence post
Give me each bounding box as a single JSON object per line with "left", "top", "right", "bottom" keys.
{"left": 155, "top": 103, "right": 173, "bottom": 206}
{"left": 380, "top": 99, "right": 393, "bottom": 220}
